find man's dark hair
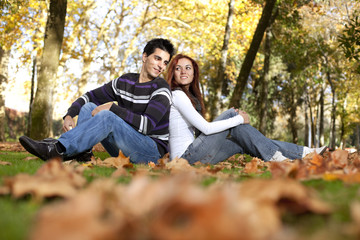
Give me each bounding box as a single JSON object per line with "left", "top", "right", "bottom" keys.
{"left": 143, "top": 38, "right": 175, "bottom": 60}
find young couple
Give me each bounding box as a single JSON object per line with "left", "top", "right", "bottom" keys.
{"left": 19, "top": 39, "right": 326, "bottom": 164}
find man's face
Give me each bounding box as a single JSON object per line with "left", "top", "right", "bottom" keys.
{"left": 142, "top": 48, "right": 170, "bottom": 80}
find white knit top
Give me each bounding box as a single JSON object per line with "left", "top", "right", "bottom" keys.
{"left": 169, "top": 90, "right": 244, "bottom": 160}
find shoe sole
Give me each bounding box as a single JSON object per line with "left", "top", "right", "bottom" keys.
{"left": 19, "top": 136, "right": 46, "bottom": 160}
{"left": 317, "top": 146, "right": 328, "bottom": 155}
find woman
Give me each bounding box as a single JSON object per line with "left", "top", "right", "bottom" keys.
{"left": 166, "top": 54, "right": 326, "bottom": 164}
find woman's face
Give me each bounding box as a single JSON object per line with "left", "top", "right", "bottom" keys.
{"left": 174, "top": 58, "right": 194, "bottom": 89}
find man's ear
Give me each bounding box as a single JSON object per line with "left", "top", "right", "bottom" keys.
{"left": 142, "top": 53, "right": 147, "bottom": 63}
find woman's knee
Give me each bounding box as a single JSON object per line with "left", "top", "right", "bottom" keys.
{"left": 214, "top": 109, "right": 238, "bottom": 121}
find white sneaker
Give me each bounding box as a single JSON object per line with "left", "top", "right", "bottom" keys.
{"left": 302, "top": 146, "right": 328, "bottom": 157}
{"left": 270, "top": 151, "right": 287, "bottom": 162}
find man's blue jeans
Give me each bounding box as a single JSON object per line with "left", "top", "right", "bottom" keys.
{"left": 58, "top": 103, "right": 161, "bottom": 163}
{"left": 181, "top": 109, "right": 304, "bottom": 164}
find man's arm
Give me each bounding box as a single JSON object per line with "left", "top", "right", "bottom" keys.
{"left": 62, "top": 81, "right": 116, "bottom": 131}
{"left": 109, "top": 87, "right": 171, "bottom": 134}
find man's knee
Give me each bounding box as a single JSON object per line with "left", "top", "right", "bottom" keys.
{"left": 82, "top": 102, "right": 97, "bottom": 111}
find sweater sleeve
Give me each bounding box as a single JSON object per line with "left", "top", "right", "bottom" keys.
{"left": 172, "top": 91, "right": 243, "bottom": 135}
{"left": 63, "top": 81, "right": 116, "bottom": 118}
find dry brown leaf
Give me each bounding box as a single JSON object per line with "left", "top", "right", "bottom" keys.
{"left": 0, "top": 160, "right": 11, "bottom": 165}
{"left": 29, "top": 176, "right": 331, "bottom": 240}
{"left": 102, "top": 150, "right": 130, "bottom": 168}
{"left": 270, "top": 160, "right": 300, "bottom": 179}
{"left": 0, "top": 185, "right": 10, "bottom": 195}
{"left": 239, "top": 178, "right": 331, "bottom": 215}
{"left": 269, "top": 149, "right": 360, "bottom": 181}
{"left": 350, "top": 201, "right": 360, "bottom": 236}
{"left": 330, "top": 149, "right": 349, "bottom": 168}
{"left": 205, "top": 165, "right": 224, "bottom": 174}
{"left": 3, "top": 158, "right": 86, "bottom": 200}
{"left": 244, "top": 158, "right": 263, "bottom": 174}
{"left": 148, "top": 161, "right": 156, "bottom": 168}
{"left": 111, "top": 167, "right": 129, "bottom": 178}
{"left": 165, "top": 157, "right": 195, "bottom": 173}
{"left": 23, "top": 156, "right": 38, "bottom": 161}
{"left": 29, "top": 179, "right": 125, "bottom": 240}
{"left": 309, "top": 154, "right": 324, "bottom": 167}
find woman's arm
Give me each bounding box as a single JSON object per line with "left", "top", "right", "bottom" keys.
{"left": 172, "top": 91, "right": 244, "bottom": 135}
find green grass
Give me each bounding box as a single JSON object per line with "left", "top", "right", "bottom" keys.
{"left": 0, "top": 196, "right": 41, "bottom": 240}
{"left": 0, "top": 151, "right": 116, "bottom": 240}
{"left": 1, "top": 151, "right": 360, "bottom": 240}
{"left": 281, "top": 179, "right": 360, "bottom": 240}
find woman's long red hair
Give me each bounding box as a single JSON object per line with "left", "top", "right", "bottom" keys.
{"left": 166, "top": 54, "right": 205, "bottom": 116}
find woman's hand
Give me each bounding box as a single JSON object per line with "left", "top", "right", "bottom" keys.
{"left": 63, "top": 115, "right": 75, "bottom": 132}
{"left": 234, "top": 108, "right": 250, "bottom": 124}
{"left": 91, "top": 102, "right": 113, "bottom": 116}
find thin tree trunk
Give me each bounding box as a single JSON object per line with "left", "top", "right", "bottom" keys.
{"left": 229, "top": 0, "right": 277, "bottom": 108}
{"left": 327, "top": 70, "right": 336, "bottom": 150}
{"left": 209, "top": 0, "right": 234, "bottom": 120}
{"left": 289, "top": 107, "right": 298, "bottom": 144}
{"left": 0, "top": 47, "right": 10, "bottom": 141}
{"left": 288, "top": 78, "right": 298, "bottom": 144}
{"left": 356, "top": 123, "right": 360, "bottom": 151}
{"left": 77, "top": 59, "right": 91, "bottom": 95}
{"left": 304, "top": 95, "right": 309, "bottom": 147}
{"left": 319, "top": 84, "right": 325, "bottom": 146}
{"left": 30, "top": 0, "right": 67, "bottom": 139}
{"left": 307, "top": 93, "right": 314, "bottom": 147}
{"left": 27, "top": 57, "right": 36, "bottom": 136}
{"left": 258, "top": 27, "right": 271, "bottom": 134}
{"left": 315, "top": 103, "right": 319, "bottom": 147}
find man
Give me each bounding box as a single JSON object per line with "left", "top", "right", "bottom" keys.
{"left": 20, "top": 38, "right": 175, "bottom": 163}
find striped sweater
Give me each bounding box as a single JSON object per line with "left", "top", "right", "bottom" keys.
{"left": 64, "top": 73, "right": 171, "bottom": 156}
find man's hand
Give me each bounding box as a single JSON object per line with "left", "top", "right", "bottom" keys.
{"left": 91, "top": 102, "right": 113, "bottom": 116}
{"left": 63, "top": 115, "right": 75, "bottom": 132}
{"left": 234, "top": 108, "right": 250, "bottom": 124}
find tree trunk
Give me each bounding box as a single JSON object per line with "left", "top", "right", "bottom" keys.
{"left": 30, "top": 0, "right": 67, "bottom": 139}
{"left": 327, "top": 71, "right": 336, "bottom": 150}
{"left": 229, "top": 0, "right": 277, "bottom": 108}
{"left": 313, "top": 102, "right": 318, "bottom": 147}
{"left": 356, "top": 123, "right": 360, "bottom": 151}
{"left": 27, "top": 57, "right": 37, "bottom": 136}
{"left": 257, "top": 27, "right": 272, "bottom": 134}
{"left": 289, "top": 105, "right": 298, "bottom": 144}
{"left": 208, "top": 0, "right": 234, "bottom": 120}
{"left": 77, "top": 58, "right": 91, "bottom": 95}
{"left": 288, "top": 79, "right": 298, "bottom": 144}
{"left": 0, "top": 47, "right": 10, "bottom": 141}
{"left": 304, "top": 101, "right": 309, "bottom": 147}
{"left": 319, "top": 84, "right": 325, "bottom": 146}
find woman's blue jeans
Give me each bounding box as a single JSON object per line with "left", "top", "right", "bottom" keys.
{"left": 57, "top": 103, "right": 161, "bottom": 163}
{"left": 181, "top": 109, "right": 304, "bottom": 164}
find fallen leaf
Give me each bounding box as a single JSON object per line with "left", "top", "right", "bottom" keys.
{"left": 0, "top": 160, "right": 11, "bottom": 165}
{"left": 244, "top": 158, "right": 263, "bottom": 174}
{"left": 3, "top": 158, "right": 86, "bottom": 200}
{"left": 29, "top": 176, "right": 331, "bottom": 240}
{"left": 350, "top": 201, "right": 360, "bottom": 236}
{"left": 23, "top": 156, "right": 38, "bottom": 161}
{"left": 330, "top": 149, "right": 349, "bottom": 168}
{"left": 166, "top": 157, "right": 195, "bottom": 173}
{"left": 102, "top": 150, "right": 130, "bottom": 168}
{"left": 29, "top": 179, "right": 125, "bottom": 240}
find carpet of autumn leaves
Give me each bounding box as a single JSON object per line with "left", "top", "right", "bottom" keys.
{"left": 0, "top": 142, "right": 360, "bottom": 240}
